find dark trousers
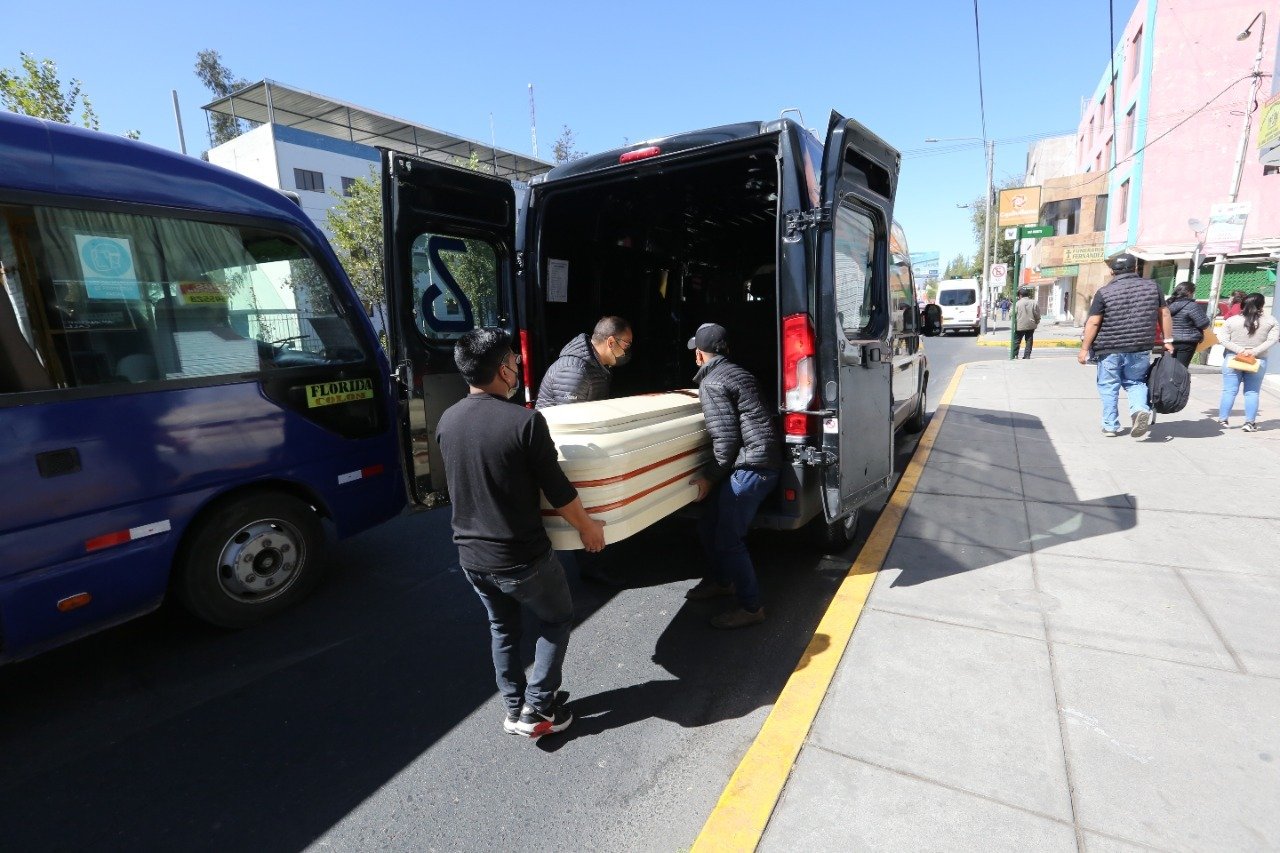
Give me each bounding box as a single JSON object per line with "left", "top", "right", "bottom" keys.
{"left": 1014, "top": 330, "right": 1035, "bottom": 359}
{"left": 1171, "top": 342, "right": 1198, "bottom": 368}
{"left": 697, "top": 468, "right": 779, "bottom": 611}
{"left": 464, "top": 550, "right": 573, "bottom": 716}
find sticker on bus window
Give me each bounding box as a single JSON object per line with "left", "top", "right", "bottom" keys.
{"left": 75, "top": 234, "right": 141, "bottom": 300}
{"left": 305, "top": 378, "right": 374, "bottom": 408}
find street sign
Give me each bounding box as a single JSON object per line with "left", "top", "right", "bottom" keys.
{"left": 1203, "top": 202, "right": 1251, "bottom": 254}
{"left": 1019, "top": 224, "right": 1054, "bottom": 239}
{"left": 991, "top": 263, "right": 1008, "bottom": 286}
{"left": 1003, "top": 227, "right": 1018, "bottom": 241}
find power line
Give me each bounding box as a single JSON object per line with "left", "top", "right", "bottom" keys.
{"left": 972, "top": 0, "right": 989, "bottom": 141}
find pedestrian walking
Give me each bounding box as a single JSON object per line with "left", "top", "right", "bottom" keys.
{"left": 535, "top": 315, "right": 633, "bottom": 409}
{"left": 999, "top": 297, "right": 1011, "bottom": 321}
{"left": 684, "top": 323, "right": 782, "bottom": 629}
{"left": 1014, "top": 288, "right": 1041, "bottom": 359}
{"left": 1167, "top": 282, "right": 1211, "bottom": 368}
{"left": 437, "top": 329, "right": 606, "bottom": 738}
{"left": 1216, "top": 293, "right": 1278, "bottom": 432}
{"left": 1077, "top": 253, "right": 1173, "bottom": 438}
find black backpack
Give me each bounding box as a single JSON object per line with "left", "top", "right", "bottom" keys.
{"left": 1147, "top": 354, "right": 1190, "bottom": 414}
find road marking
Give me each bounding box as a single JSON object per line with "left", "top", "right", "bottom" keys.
{"left": 690, "top": 363, "right": 969, "bottom": 853}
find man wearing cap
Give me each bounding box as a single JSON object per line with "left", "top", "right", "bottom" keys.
{"left": 684, "top": 323, "right": 783, "bottom": 629}
{"left": 1078, "top": 253, "right": 1173, "bottom": 438}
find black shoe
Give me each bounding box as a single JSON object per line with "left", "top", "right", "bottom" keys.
{"left": 513, "top": 700, "right": 573, "bottom": 738}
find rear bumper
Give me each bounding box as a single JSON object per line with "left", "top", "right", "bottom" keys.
{"left": 753, "top": 464, "right": 822, "bottom": 531}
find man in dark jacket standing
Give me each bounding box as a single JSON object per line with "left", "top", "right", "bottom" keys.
{"left": 437, "top": 329, "right": 606, "bottom": 738}
{"left": 1078, "top": 253, "right": 1173, "bottom": 438}
{"left": 535, "top": 316, "right": 633, "bottom": 409}
{"left": 684, "top": 324, "right": 782, "bottom": 629}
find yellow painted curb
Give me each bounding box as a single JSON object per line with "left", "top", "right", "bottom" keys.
{"left": 690, "top": 364, "right": 969, "bottom": 853}
{"left": 975, "top": 338, "right": 1080, "bottom": 348}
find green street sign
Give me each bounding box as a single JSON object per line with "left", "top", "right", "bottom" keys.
{"left": 1019, "top": 224, "right": 1054, "bottom": 238}
{"left": 1039, "top": 264, "right": 1080, "bottom": 277}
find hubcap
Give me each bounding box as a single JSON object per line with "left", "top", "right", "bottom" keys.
{"left": 216, "top": 519, "right": 303, "bottom": 603}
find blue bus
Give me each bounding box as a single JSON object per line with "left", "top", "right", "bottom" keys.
{"left": 0, "top": 113, "right": 405, "bottom": 663}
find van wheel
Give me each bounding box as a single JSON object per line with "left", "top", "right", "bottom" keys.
{"left": 904, "top": 377, "right": 928, "bottom": 433}
{"left": 174, "top": 492, "right": 326, "bottom": 629}
{"left": 810, "top": 508, "right": 861, "bottom": 550}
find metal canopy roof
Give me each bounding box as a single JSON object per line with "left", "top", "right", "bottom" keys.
{"left": 202, "top": 79, "right": 553, "bottom": 181}
{"left": 1130, "top": 237, "right": 1280, "bottom": 263}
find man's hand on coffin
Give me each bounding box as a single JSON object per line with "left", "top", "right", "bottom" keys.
{"left": 556, "top": 496, "right": 607, "bottom": 552}
{"left": 691, "top": 477, "right": 712, "bottom": 502}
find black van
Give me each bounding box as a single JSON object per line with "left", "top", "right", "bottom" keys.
{"left": 382, "top": 110, "right": 941, "bottom": 543}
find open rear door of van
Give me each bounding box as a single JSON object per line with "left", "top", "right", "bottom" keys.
{"left": 814, "top": 111, "right": 901, "bottom": 521}
{"left": 382, "top": 150, "right": 518, "bottom": 506}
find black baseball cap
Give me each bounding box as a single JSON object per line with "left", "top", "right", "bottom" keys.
{"left": 687, "top": 323, "right": 729, "bottom": 353}
{"left": 1107, "top": 252, "right": 1138, "bottom": 273}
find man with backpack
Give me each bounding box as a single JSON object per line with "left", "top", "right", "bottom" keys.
{"left": 1077, "top": 253, "right": 1173, "bottom": 438}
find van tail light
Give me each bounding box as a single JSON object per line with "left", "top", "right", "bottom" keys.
{"left": 782, "top": 313, "right": 816, "bottom": 442}
{"left": 620, "top": 146, "right": 661, "bottom": 164}
{"left": 519, "top": 328, "right": 534, "bottom": 408}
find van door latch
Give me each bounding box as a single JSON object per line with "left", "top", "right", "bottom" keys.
{"left": 792, "top": 446, "right": 837, "bottom": 467}
{"left": 783, "top": 206, "right": 832, "bottom": 241}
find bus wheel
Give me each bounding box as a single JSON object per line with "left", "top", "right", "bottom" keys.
{"left": 175, "top": 492, "right": 326, "bottom": 629}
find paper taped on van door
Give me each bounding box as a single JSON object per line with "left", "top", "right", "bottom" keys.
{"left": 540, "top": 391, "right": 711, "bottom": 549}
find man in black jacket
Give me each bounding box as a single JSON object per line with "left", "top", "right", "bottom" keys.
{"left": 684, "top": 323, "right": 782, "bottom": 629}
{"left": 437, "top": 329, "right": 606, "bottom": 738}
{"left": 535, "top": 316, "right": 633, "bottom": 409}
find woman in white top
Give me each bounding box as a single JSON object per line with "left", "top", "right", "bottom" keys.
{"left": 1217, "top": 292, "right": 1279, "bottom": 432}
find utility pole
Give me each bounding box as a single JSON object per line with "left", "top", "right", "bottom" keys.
{"left": 1206, "top": 11, "right": 1267, "bottom": 322}
{"left": 171, "top": 90, "right": 187, "bottom": 156}
{"left": 980, "top": 139, "right": 995, "bottom": 334}
{"left": 528, "top": 84, "right": 539, "bottom": 159}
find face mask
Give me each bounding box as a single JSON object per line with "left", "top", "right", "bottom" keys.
{"left": 611, "top": 340, "right": 633, "bottom": 367}
{"left": 501, "top": 363, "right": 521, "bottom": 400}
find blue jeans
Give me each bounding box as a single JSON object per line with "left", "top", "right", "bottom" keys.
{"left": 464, "top": 550, "right": 573, "bottom": 716}
{"left": 697, "top": 468, "right": 779, "bottom": 611}
{"left": 1096, "top": 351, "right": 1151, "bottom": 431}
{"left": 1219, "top": 356, "right": 1269, "bottom": 422}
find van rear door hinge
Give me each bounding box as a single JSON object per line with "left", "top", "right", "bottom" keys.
{"left": 792, "top": 445, "right": 837, "bottom": 467}
{"left": 783, "top": 206, "right": 831, "bottom": 241}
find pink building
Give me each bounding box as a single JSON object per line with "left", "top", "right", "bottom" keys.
{"left": 1075, "top": 0, "right": 1279, "bottom": 296}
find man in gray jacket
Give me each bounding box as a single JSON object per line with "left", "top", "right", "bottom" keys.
{"left": 1014, "top": 288, "right": 1041, "bottom": 359}
{"left": 535, "top": 316, "right": 633, "bottom": 409}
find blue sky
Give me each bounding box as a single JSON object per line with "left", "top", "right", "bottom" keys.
{"left": 3, "top": 0, "right": 1138, "bottom": 264}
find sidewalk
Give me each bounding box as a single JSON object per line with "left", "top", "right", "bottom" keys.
{"left": 757, "top": 358, "right": 1280, "bottom": 851}
{"left": 978, "top": 319, "right": 1083, "bottom": 349}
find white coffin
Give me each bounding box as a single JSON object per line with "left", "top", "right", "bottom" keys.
{"left": 541, "top": 391, "right": 711, "bottom": 549}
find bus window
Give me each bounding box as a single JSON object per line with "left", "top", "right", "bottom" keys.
{"left": 410, "top": 233, "right": 501, "bottom": 339}
{"left": 2, "top": 205, "right": 366, "bottom": 392}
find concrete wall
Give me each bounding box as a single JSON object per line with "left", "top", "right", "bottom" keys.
{"left": 206, "top": 123, "right": 279, "bottom": 189}
{"left": 1139, "top": 0, "right": 1280, "bottom": 247}
{"left": 1026, "top": 135, "right": 1078, "bottom": 184}
{"left": 1025, "top": 171, "right": 1112, "bottom": 324}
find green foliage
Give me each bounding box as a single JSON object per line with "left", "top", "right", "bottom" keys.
{"left": 943, "top": 252, "right": 978, "bottom": 280}
{"left": 551, "top": 125, "right": 587, "bottom": 164}
{"left": 325, "top": 166, "right": 385, "bottom": 314}
{"left": 0, "top": 53, "right": 99, "bottom": 129}
{"left": 195, "top": 49, "right": 250, "bottom": 146}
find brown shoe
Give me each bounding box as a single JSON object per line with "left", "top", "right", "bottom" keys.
{"left": 685, "top": 580, "right": 735, "bottom": 600}
{"left": 710, "top": 607, "right": 766, "bottom": 629}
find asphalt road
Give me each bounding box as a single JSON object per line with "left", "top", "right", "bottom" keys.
{"left": 0, "top": 335, "right": 1000, "bottom": 852}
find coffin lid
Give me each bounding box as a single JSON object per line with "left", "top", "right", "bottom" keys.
{"left": 541, "top": 390, "right": 703, "bottom": 433}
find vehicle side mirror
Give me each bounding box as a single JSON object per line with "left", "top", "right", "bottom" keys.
{"left": 921, "top": 304, "right": 943, "bottom": 337}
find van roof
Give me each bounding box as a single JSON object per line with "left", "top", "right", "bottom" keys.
{"left": 537, "top": 120, "right": 793, "bottom": 183}
{"left": 937, "top": 279, "right": 980, "bottom": 288}
{"left": 0, "top": 111, "right": 310, "bottom": 227}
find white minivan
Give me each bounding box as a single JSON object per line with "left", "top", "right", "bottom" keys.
{"left": 936, "top": 278, "right": 981, "bottom": 335}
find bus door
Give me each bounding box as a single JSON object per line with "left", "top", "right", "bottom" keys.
{"left": 382, "top": 151, "right": 518, "bottom": 506}
{"left": 814, "top": 111, "right": 900, "bottom": 521}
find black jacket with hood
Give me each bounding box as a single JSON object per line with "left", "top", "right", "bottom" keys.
{"left": 1167, "top": 296, "right": 1210, "bottom": 344}
{"left": 535, "top": 333, "right": 611, "bottom": 409}
{"left": 694, "top": 355, "right": 782, "bottom": 482}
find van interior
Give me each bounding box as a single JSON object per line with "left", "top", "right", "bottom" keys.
{"left": 533, "top": 145, "right": 781, "bottom": 405}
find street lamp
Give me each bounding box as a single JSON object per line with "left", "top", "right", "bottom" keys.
{"left": 926, "top": 136, "right": 996, "bottom": 333}
{"left": 1207, "top": 10, "right": 1268, "bottom": 321}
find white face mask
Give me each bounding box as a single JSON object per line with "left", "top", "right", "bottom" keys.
{"left": 501, "top": 362, "right": 521, "bottom": 399}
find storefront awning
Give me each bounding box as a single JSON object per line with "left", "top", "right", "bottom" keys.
{"left": 1129, "top": 237, "right": 1280, "bottom": 263}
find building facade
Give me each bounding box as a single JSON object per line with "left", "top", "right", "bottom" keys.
{"left": 1075, "top": 0, "right": 1279, "bottom": 299}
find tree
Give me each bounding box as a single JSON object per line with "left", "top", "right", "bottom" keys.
{"left": 551, "top": 125, "right": 587, "bottom": 164}
{"left": 325, "top": 166, "right": 385, "bottom": 330}
{"left": 0, "top": 53, "right": 99, "bottom": 129}
{"left": 966, "top": 176, "right": 1024, "bottom": 280}
{"left": 943, "top": 252, "right": 978, "bottom": 280}
{"left": 195, "top": 50, "right": 249, "bottom": 146}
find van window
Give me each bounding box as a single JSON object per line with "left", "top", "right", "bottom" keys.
{"left": 890, "top": 258, "right": 917, "bottom": 332}
{"left": 410, "top": 233, "right": 501, "bottom": 339}
{"left": 833, "top": 203, "right": 879, "bottom": 336}
{"left": 938, "top": 288, "right": 976, "bottom": 306}
{"left": 1, "top": 204, "right": 365, "bottom": 393}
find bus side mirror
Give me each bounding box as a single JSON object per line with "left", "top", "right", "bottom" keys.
{"left": 921, "top": 304, "right": 943, "bottom": 337}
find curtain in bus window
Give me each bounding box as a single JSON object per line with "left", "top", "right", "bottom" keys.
{"left": 0, "top": 214, "right": 53, "bottom": 393}
{"left": 833, "top": 205, "right": 877, "bottom": 336}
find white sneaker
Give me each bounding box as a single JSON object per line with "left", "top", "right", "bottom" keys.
{"left": 1131, "top": 410, "right": 1152, "bottom": 438}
